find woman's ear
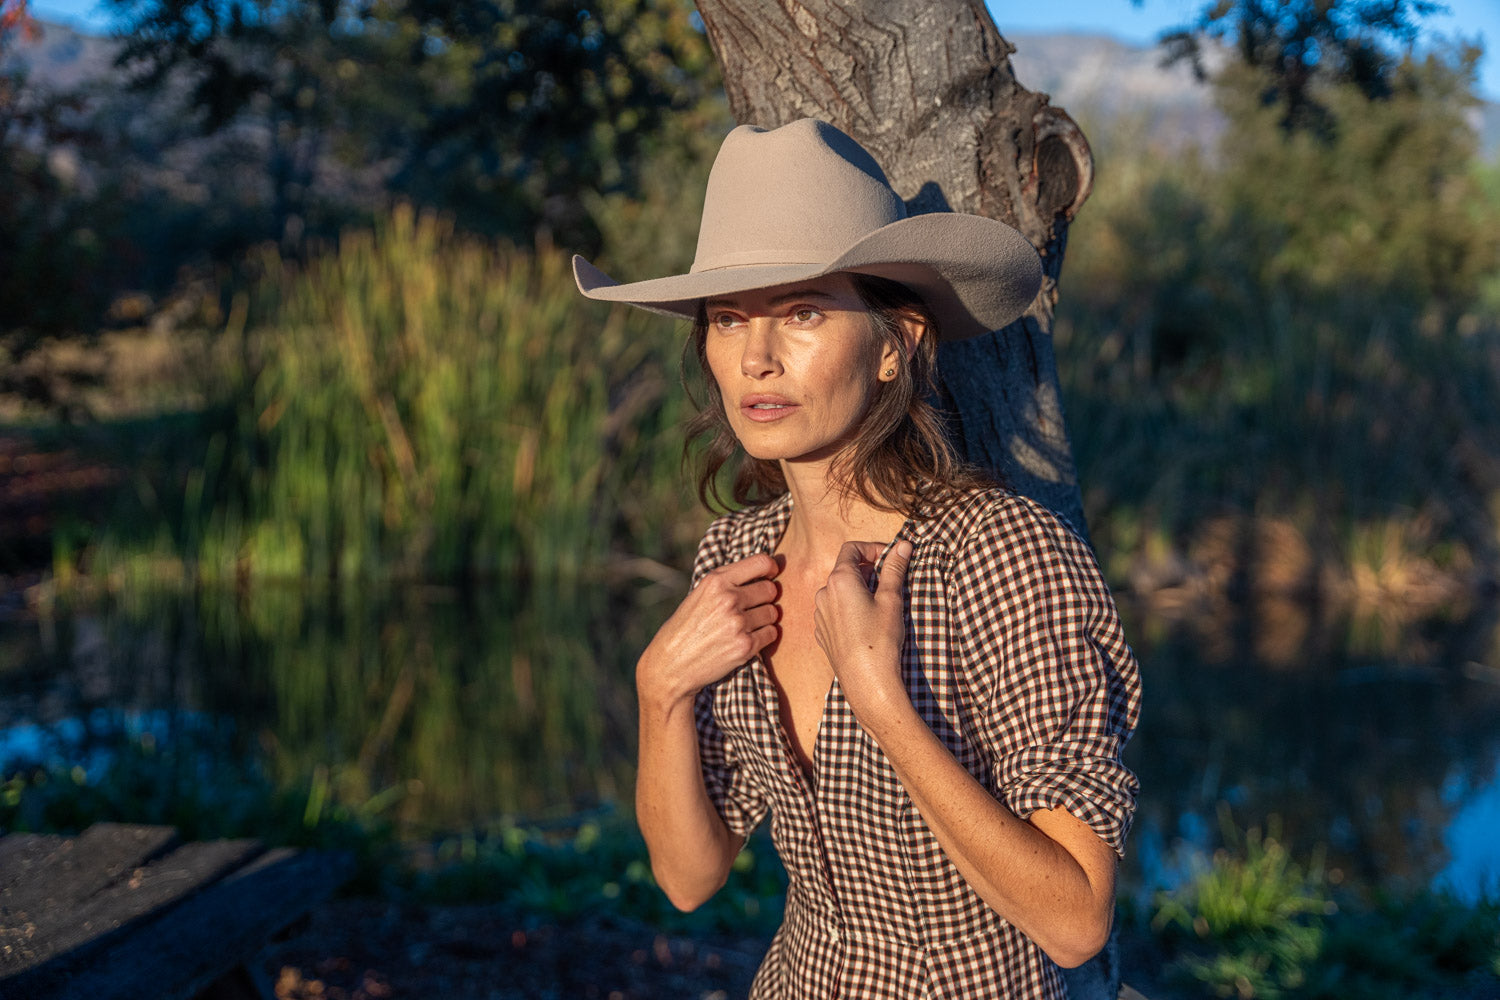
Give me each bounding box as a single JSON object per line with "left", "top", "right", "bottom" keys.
{"left": 877, "top": 310, "right": 925, "bottom": 381}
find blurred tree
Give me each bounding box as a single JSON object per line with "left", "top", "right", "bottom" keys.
{"left": 105, "top": 0, "right": 722, "bottom": 248}
{"left": 1215, "top": 46, "right": 1494, "bottom": 312}
{"left": 1072, "top": 38, "right": 1494, "bottom": 373}
{"left": 1, "top": 0, "right": 130, "bottom": 408}
{"left": 1158, "top": 0, "right": 1447, "bottom": 133}
{"left": 1062, "top": 0, "right": 1499, "bottom": 378}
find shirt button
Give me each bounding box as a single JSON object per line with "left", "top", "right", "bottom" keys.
{"left": 828, "top": 927, "right": 840, "bottom": 944}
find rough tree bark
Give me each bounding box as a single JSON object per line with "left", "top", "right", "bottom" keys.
{"left": 695, "top": 0, "right": 1094, "bottom": 535}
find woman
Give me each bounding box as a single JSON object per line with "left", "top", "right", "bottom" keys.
{"left": 575, "top": 119, "right": 1141, "bottom": 998}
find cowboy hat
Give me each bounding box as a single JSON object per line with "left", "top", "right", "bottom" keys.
{"left": 572, "top": 119, "right": 1043, "bottom": 341}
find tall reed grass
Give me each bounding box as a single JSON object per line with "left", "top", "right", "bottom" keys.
{"left": 86, "top": 205, "right": 706, "bottom": 587}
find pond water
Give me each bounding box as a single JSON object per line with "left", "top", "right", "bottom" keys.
{"left": 2, "top": 581, "right": 1498, "bottom": 905}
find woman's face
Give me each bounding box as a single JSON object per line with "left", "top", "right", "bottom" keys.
{"left": 703, "top": 273, "right": 902, "bottom": 466}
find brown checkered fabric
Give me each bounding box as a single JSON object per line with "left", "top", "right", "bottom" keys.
{"left": 691, "top": 488, "right": 1142, "bottom": 999}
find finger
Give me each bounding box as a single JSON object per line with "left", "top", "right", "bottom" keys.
{"left": 836, "top": 540, "right": 886, "bottom": 565}
{"left": 720, "top": 552, "right": 781, "bottom": 585}
{"left": 747, "top": 622, "right": 779, "bottom": 655}
{"left": 835, "top": 540, "right": 890, "bottom": 591}
{"left": 830, "top": 541, "right": 878, "bottom": 581}
{"left": 737, "top": 578, "right": 780, "bottom": 609}
{"left": 878, "top": 539, "right": 914, "bottom": 594}
{"left": 741, "top": 603, "right": 780, "bottom": 632}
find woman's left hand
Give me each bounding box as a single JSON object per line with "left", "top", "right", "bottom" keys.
{"left": 813, "top": 538, "right": 914, "bottom": 723}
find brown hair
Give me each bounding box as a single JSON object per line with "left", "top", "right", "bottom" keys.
{"left": 683, "top": 273, "right": 995, "bottom": 517}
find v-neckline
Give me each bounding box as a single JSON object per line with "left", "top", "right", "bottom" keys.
{"left": 747, "top": 494, "right": 914, "bottom": 795}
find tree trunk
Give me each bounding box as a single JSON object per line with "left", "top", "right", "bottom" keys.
{"left": 695, "top": 0, "right": 1093, "bottom": 534}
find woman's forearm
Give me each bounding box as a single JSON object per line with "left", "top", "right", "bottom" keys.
{"left": 857, "top": 690, "right": 1116, "bottom": 967}
{"left": 629, "top": 553, "right": 781, "bottom": 911}
{"left": 634, "top": 682, "right": 743, "bottom": 912}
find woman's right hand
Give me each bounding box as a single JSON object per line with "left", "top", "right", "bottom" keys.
{"left": 637, "top": 553, "right": 782, "bottom": 705}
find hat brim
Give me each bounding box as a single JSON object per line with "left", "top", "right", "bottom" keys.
{"left": 573, "top": 213, "right": 1042, "bottom": 342}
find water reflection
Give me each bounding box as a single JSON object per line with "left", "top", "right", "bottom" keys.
{"left": 2, "top": 582, "right": 1498, "bottom": 902}
{"left": 1118, "top": 596, "right": 1500, "bottom": 902}
{"left": 1, "top": 581, "right": 674, "bottom": 835}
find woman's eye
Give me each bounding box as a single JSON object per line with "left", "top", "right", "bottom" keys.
{"left": 792, "top": 307, "right": 819, "bottom": 323}
{"left": 713, "top": 312, "right": 738, "bottom": 328}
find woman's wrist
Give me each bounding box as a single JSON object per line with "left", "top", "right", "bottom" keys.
{"left": 636, "top": 648, "right": 700, "bottom": 721}
{"left": 843, "top": 672, "right": 921, "bottom": 744}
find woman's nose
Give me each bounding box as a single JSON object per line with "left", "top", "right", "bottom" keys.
{"left": 740, "top": 320, "right": 783, "bottom": 379}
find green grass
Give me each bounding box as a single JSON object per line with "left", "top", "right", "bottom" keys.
{"left": 1147, "top": 811, "right": 1500, "bottom": 999}
{"left": 0, "top": 734, "right": 784, "bottom": 936}
{"left": 75, "top": 205, "right": 707, "bottom": 589}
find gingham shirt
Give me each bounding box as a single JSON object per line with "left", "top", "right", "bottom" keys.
{"left": 691, "top": 487, "right": 1141, "bottom": 999}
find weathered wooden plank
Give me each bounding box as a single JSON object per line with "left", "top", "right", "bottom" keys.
{"left": 58, "top": 847, "right": 355, "bottom": 1000}
{"left": 1, "top": 825, "right": 182, "bottom": 977}
{"left": 4, "top": 837, "right": 264, "bottom": 976}
{"left": 0, "top": 823, "right": 177, "bottom": 922}
{"left": 0, "top": 834, "right": 66, "bottom": 895}
{"left": 0, "top": 834, "right": 66, "bottom": 979}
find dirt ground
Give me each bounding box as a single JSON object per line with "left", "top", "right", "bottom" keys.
{"left": 256, "top": 899, "right": 1190, "bottom": 1000}
{"left": 259, "top": 899, "right": 769, "bottom": 1000}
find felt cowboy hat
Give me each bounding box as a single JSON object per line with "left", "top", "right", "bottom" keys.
{"left": 572, "top": 118, "right": 1044, "bottom": 342}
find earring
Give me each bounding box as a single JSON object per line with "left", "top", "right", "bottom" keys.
{"left": 883, "top": 368, "right": 895, "bottom": 378}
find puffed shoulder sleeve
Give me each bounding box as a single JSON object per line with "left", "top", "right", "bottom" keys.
{"left": 687, "top": 513, "right": 770, "bottom": 839}
{"left": 952, "top": 497, "right": 1142, "bottom": 856}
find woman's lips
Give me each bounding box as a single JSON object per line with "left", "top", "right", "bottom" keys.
{"left": 740, "top": 395, "right": 799, "bottom": 422}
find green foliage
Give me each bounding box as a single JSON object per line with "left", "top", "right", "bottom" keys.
{"left": 1154, "top": 821, "right": 1334, "bottom": 998}
{"left": 1057, "top": 45, "right": 1500, "bottom": 585}
{"left": 1309, "top": 890, "right": 1500, "bottom": 998}
{"left": 0, "top": 727, "right": 397, "bottom": 890}
{"left": 84, "top": 204, "right": 704, "bottom": 585}
{"left": 0, "top": 57, "right": 132, "bottom": 354}
{"left": 411, "top": 821, "right": 786, "bottom": 936}
{"left": 1, "top": 735, "right": 784, "bottom": 932}
{"left": 1212, "top": 50, "right": 1494, "bottom": 311}
{"left": 1151, "top": 815, "right": 1500, "bottom": 999}
{"left": 584, "top": 107, "right": 725, "bottom": 283}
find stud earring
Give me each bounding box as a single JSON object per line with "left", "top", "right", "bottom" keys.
{"left": 884, "top": 368, "right": 895, "bottom": 378}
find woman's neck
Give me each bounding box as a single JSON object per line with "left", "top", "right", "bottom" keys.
{"left": 777, "top": 458, "right": 908, "bottom": 571}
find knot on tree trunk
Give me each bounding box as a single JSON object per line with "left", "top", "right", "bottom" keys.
{"left": 1029, "top": 106, "right": 1093, "bottom": 226}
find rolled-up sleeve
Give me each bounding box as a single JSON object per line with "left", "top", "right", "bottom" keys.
{"left": 952, "top": 498, "right": 1141, "bottom": 856}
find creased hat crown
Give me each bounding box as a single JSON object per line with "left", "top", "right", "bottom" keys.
{"left": 692, "top": 120, "right": 906, "bottom": 272}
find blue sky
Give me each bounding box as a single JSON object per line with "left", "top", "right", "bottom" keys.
{"left": 28, "top": 0, "right": 1500, "bottom": 99}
